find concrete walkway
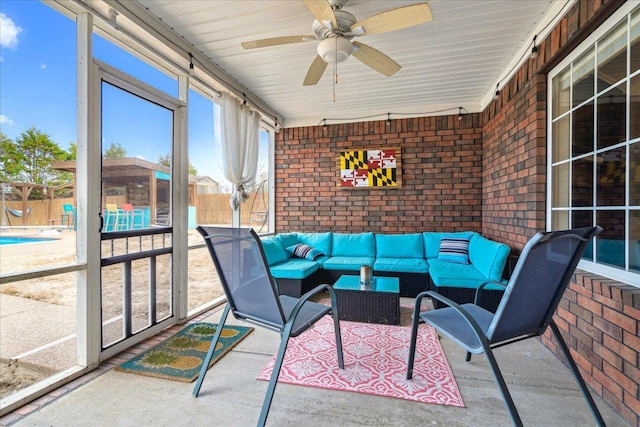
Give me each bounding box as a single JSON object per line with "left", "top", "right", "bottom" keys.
{"left": 0, "top": 294, "right": 77, "bottom": 374}
{"left": 1, "top": 302, "right": 630, "bottom": 427}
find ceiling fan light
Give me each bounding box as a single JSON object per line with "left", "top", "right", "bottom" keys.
{"left": 317, "top": 37, "right": 353, "bottom": 64}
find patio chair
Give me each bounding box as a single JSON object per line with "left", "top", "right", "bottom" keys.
{"left": 120, "top": 203, "right": 137, "bottom": 230}
{"left": 406, "top": 226, "right": 604, "bottom": 427}
{"left": 61, "top": 203, "right": 76, "bottom": 229}
{"left": 193, "top": 226, "right": 344, "bottom": 427}
{"left": 103, "top": 204, "right": 120, "bottom": 231}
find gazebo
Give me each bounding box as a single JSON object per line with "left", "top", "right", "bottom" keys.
{"left": 51, "top": 157, "right": 198, "bottom": 226}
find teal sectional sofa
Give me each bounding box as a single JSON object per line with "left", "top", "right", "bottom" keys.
{"left": 260, "top": 231, "right": 511, "bottom": 309}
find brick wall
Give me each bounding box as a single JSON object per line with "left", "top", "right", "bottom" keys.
{"left": 480, "top": 1, "right": 638, "bottom": 425}
{"left": 275, "top": 115, "right": 483, "bottom": 234}
{"left": 540, "top": 273, "right": 640, "bottom": 423}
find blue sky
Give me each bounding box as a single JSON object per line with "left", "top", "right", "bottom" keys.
{"left": 0, "top": 1, "right": 268, "bottom": 185}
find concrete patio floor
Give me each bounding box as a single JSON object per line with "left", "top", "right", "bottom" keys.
{"left": 1, "top": 299, "right": 630, "bottom": 427}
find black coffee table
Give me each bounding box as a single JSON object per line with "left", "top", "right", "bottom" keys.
{"left": 332, "top": 275, "right": 400, "bottom": 325}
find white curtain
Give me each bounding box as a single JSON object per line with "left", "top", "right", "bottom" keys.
{"left": 219, "top": 92, "right": 262, "bottom": 210}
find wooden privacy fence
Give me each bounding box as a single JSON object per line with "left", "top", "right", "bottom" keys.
{"left": 2, "top": 192, "right": 267, "bottom": 227}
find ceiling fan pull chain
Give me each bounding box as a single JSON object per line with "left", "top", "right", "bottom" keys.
{"left": 332, "top": 62, "right": 336, "bottom": 102}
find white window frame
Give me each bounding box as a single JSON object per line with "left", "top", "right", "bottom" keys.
{"left": 547, "top": 2, "right": 640, "bottom": 287}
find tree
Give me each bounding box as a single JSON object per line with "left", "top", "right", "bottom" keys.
{"left": 0, "top": 131, "right": 20, "bottom": 181}
{"left": 158, "top": 153, "right": 198, "bottom": 176}
{"left": 13, "top": 127, "right": 66, "bottom": 184}
{"left": 0, "top": 127, "right": 69, "bottom": 199}
{"left": 66, "top": 142, "right": 77, "bottom": 160}
{"left": 103, "top": 142, "right": 127, "bottom": 159}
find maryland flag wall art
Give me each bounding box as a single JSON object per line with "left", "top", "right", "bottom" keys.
{"left": 339, "top": 148, "right": 401, "bottom": 188}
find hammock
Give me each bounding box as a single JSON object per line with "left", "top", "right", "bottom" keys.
{"left": 5, "top": 207, "right": 31, "bottom": 218}
{"left": 3, "top": 207, "right": 32, "bottom": 226}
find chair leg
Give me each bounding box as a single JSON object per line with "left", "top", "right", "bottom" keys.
{"left": 328, "top": 288, "right": 344, "bottom": 368}
{"left": 192, "top": 304, "right": 231, "bottom": 397}
{"left": 466, "top": 351, "right": 472, "bottom": 362}
{"left": 257, "top": 325, "right": 293, "bottom": 427}
{"left": 549, "top": 321, "right": 605, "bottom": 427}
{"left": 482, "top": 345, "right": 523, "bottom": 427}
{"left": 405, "top": 302, "right": 422, "bottom": 380}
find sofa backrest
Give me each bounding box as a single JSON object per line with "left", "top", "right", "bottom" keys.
{"left": 332, "top": 232, "right": 375, "bottom": 257}
{"left": 296, "top": 232, "right": 332, "bottom": 257}
{"left": 469, "top": 234, "right": 511, "bottom": 280}
{"left": 375, "top": 233, "right": 424, "bottom": 258}
{"left": 260, "top": 237, "right": 289, "bottom": 266}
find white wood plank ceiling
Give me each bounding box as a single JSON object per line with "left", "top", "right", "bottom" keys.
{"left": 128, "top": 0, "right": 569, "bottom": 127}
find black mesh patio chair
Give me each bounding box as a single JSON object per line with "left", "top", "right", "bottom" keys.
{"left": 193, "top": 226, "right": 344, "bottom": 427}
{"left": 406, "top": 226, "right": 604, "bottom": 427}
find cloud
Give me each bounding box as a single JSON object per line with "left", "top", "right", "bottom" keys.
{"left": 0, "top": 115, "right": 16, "bottom": 126}
{"left": 40, "top": 63, "right": 46, "bottom": 70}
{"left": 0, "top": 13, "right": 22, "bottom": 49}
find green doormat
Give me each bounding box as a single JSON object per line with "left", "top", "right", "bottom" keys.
{"left": 116, "top": 323, "right": 253, "bottom": 382}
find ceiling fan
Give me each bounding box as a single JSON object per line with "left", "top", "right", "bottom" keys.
{"left": 241, "top": 0, "right": 433, "bottom": 86}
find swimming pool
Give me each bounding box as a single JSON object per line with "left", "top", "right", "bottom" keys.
{"left": 0, "top": 236, "right": 57, "bottom": 245}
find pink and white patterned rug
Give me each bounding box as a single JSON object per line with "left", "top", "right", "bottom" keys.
{"left": 256, "top": 307, "right": 464, "bottom": 407}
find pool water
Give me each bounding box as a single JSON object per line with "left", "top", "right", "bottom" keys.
{"left": 0, "top": 236, "right": 57, "bottom": 245}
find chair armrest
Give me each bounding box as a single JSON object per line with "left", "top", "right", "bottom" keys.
{"left": 285, "top": 283, "right": 334, "bottom": 325}
{"left": 424, "top": 290, "right": 491, "bottom": 354}
{"left": 474, "top": 280, "right": 507, "bottom": 305}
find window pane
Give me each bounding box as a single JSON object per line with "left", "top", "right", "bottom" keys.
{"left": 553, "top": 115, "right": 570, "bottom": 162}
{"left": 552, "top": 210, "right": 569, "bottom": 230}
{"left": 631, "top": 210, "right": 640, "bottom": 272}
{"left": 94, "top": 36, "right": 177, "bottom": 98}
{"left": 630, "top": 7, "right": 640, "bottom": 74}
{"left": 597, "top": 147, "right": 626, "bottom": 206}
{"left": 101, "top": 82, "right": 172, "bottom": 228}
{"left": 572, "top": 155, "right": 594, "bottom": 206}
{"left": 598, "top": 22, "right": 627, "bottom": 92}
{"left": 573, "top": 210, "right": 594, "bottom": 260}
{"left": 631, "top": 142, "right": 640, "bottom": 205}
{"left": 572, "top": 210, "right": 593, "bottom": 228}
{"left": 573, "top": 49, "right": 595, "bottom": 107}
{"left": 553, "top": 66, "right": 571, "bottom": 118}
{"left": 0, "top": 1, "right": 79, "bottom": 397}
{"left": 596, "top": 210, "right": 625, "bottom": 268}
{"left": 187, "top": 89, "right": 226, "bottom": 313}
{"left": 552, "top": 163, "right": 570, "bottom": 207}
{"left": 598, "top": 82, "right": 627, "bottom": 148}
{"left": 573, "top": 102, "right": 594, "bottom": 156}
{"left": 631, "top": 74, "right": 640, "bottom": 139}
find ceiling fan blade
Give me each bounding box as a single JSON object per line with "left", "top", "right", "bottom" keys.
{"left": 352, "top": 41, "right": 401, "bottom": 77}
{"left": 241, "top": 35, "right": 314, "bottom": 49}
{"left": 350, "top": 3, "right": 432, "bottom": 36}
{"left": 302, "top": 0, "right": 337, "bottom": 28}
{"left": 303, "top": 55, "right": 328, "bottom": 86}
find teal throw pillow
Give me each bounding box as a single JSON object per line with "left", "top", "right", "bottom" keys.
{"left": 437, "top": 237, "right": 470, "bottom": 264}
{"left": 287, "top": 243, "right": 323, "bottom": 261}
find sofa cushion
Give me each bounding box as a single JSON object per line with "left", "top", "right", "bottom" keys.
{"left": 469, "top": 234, "right": 510, "bottom": 280}
{"left": 428, "top": 259, "right": 505, "bottom": 290}
{"left": 322, "top": 256, "right": 375, "bottom": 271}
{"left": 287, "top": 243, "right": 324, "bottom": 261}
{"left": 375, "top": 233, "right": 424, "bottom": 258}
{"left": 275, "top": 233, "right": 300, "bottom": 257}
{"left": 297, "top": 232, "right": 332, "bottom": 256}
{"left": 373, "top": 258, "right": 429, "bottom": 273}
{"left": 437, "top": 234, "right": 472, "bottom": 264}
{"left": 331, "top": 232, "right": 375, "bottom": 257}
{"left": 260, "top": 238, "right": 288, "bottom": 265}
{"left": 270, "top": 259, "right": 320, "bottom": 280}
